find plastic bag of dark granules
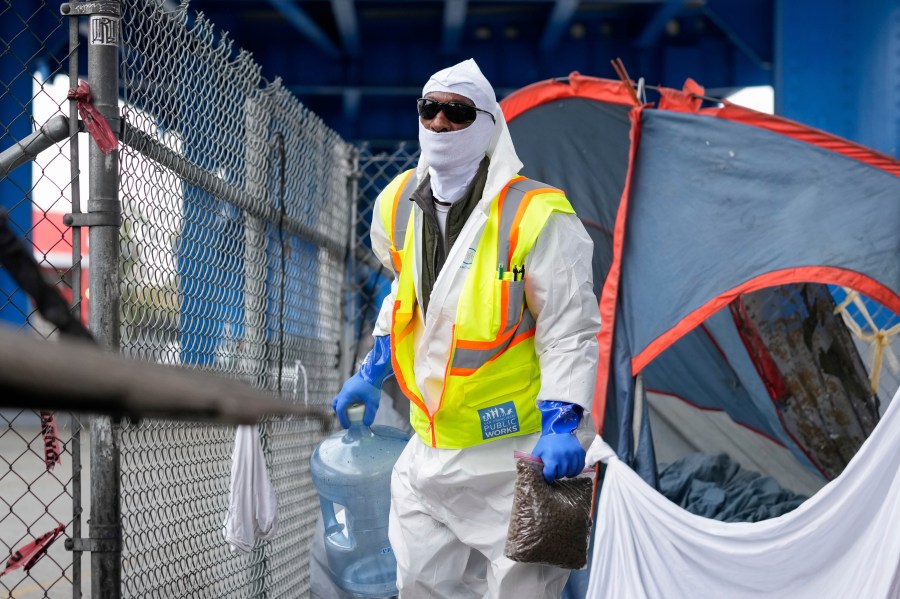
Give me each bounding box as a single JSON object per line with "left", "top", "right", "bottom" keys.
{"left": 504, "top": 451, "right": 593, "bottom": 570}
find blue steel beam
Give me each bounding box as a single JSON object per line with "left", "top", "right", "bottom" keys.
{"left": 343, "top": 88, "right": 362, "bottom": 138}
{"left": 189, "top": 0, "right": 779, "bottom": 143}
{"left": 290, "top": 84, "right": 518, "bottom": 97}
{"left": 266, "top": 0, "right": 340, "bottom": 57}
{"left": 702, "top": 4, "right": 771, "bottom": 69}
{"left": 635, "top": 0, "right": 683, "bottom": 48}
{"left": 331, "top": 0, "right": 360, "bottom": 56}
{"left": 539, "top": 0, "right": 580, "bottom": 54}
{"left": 1, "top": 1, "right": 47, "bottom": 327}
{"left": 442, "top": 0, "right": 468, "bottom": 55}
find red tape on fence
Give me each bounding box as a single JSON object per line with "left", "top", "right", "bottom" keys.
{"left": 67, "top": 80, "right": 117, "bottom": 154}
{"left": 39, "top": 410, "right": 61, "bottom": 471}
{"left": 1, "top": 523, "right": 66, "bottom": 576}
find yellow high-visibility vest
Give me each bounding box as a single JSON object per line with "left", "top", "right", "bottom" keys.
{"left": 380, "top": 169, "right": 575, "bottom": 448}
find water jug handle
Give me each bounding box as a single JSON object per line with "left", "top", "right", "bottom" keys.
{"left": 319, "top": 496, "right": 345, "bottom": 537}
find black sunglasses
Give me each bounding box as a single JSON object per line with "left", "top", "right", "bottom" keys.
{"left": 417, "top": 98, "right": 496, "bottom": 125}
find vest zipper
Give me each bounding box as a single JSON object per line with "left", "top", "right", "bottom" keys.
{"left": 432, "top": 224, "right": 447, "bottom": 295}
{"left": 425, "top": 418, "right": 436, "bottom": 447}
{"left": 426, "top": 324, "right": 457, "bottom": 448}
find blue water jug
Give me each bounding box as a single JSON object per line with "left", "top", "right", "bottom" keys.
{"left": 310, "top": 404, "right": 409, "bottom": 598}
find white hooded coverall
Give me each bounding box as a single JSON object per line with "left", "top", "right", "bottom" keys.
{"left": 370, "top": 59, "right": 601, "bottom": 599}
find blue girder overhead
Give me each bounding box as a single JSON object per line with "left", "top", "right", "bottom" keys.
{"left": 634, "top": 0, "right": 684, "bottom": 49}
{"left": 443, "top": 0, "right": 468, "bottom": 55}
{"left": 540, "top": 0, "right": 580, "bottom": 53}
{"left": 185, "top": 0, "right": 784, "bottom": 145}
{"left": 203, "top": 0, "right": 893, "bottom": 155}
{"left": 331, "top": 0, "right": 361, "bottom": 56}
{"left": 6, "top": 0, "right": 898, "bottom": 151}
{"left": 265, "top": 0, "right": 341, "bottom": 57}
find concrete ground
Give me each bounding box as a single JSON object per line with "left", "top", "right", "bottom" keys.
{"left": 0, "top": 410, "right": 89, "bottom": 599}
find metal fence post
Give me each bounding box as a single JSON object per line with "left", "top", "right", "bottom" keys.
{"left": 340, "top": 148, "right": 359, "bottom": 381}
{"left": 67, "top": 8, "right": 85, "bottom": 598}
{"left": 61, "top": 0, "right": 124, "bottom": 596}
{"left": 242, "top": 95, "right": 269, "bottom": 597}
{"left": 88, "top": 1, "right": 122, "bottom": 594}
{"left": 243, "top": 96, "right": 269, "bottom": 390}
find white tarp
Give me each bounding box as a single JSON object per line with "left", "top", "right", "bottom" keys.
{"left": 585, "top": 385, "right": 900, "bottom": 599}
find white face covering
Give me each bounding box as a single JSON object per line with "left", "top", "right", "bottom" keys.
{"left": 418, "top": 114, "right": 494, "bottom": 203}
{"left": 415, "top": 59, "right": 523, "bottom": 210}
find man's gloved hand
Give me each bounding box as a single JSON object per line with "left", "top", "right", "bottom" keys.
{"left": 332, "top": 335, "right": 393, "bottom": 429}
{"left": 531, "top": 400, "right": 586, "bottom": 483}
{"left": 332, "top": 372, "right": 381, "bottom": 428}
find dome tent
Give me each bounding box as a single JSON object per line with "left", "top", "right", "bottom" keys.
{"left": 501, "top": 73, "right": 899, "bottom": 487}
{"left": 501, "top": 74, "right": 900, "bottom": 597}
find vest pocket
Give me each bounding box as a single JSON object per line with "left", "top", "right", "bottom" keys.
{"left": 449, "top": 277, "right": 528, "bottom": 377}
{"left": 499, "top": 278, "right": 526, "bottom": 334}
{"left": 459, "top": 363, "right": 534, "bottom": 409}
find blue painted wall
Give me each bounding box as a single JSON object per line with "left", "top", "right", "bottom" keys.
{"left": 1, "top": 11, "right": 41, "bottom": 327}
{"left": 777, "top": 0, "right": 899, "bottom": 156}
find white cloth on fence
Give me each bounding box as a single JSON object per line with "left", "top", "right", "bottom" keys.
{"left": 584, "top": 384, "right": 900, "bottom": 599}
{"left": 223, "top": 424, "right": 279, "bottom": 553}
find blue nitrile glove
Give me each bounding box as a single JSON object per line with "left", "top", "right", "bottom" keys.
{"left": 531, "top": 400, "right": 586, "bottom": 483}
{"left": 331, "top": 335, "right": 393, "bottom": 429}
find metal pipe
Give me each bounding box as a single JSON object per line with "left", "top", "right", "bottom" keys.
{"left": 0, "top": 324, "right": 331, "bottom": 428}
{"left": 83, "top": 2, "right": 123, "bottom": 597}
{"left": 68, "top": 11, "right": 84, "bottom": 598}
{"left": 242, "top": 96, "right": 269, "bottom": 389}
{"left": 340, "top": 148, "right": 360, "bottom": 380}
{"left": 0, "top": 114, "right": 70, "bottom": 179}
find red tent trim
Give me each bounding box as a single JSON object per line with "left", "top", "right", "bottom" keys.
{"left": 706, "top": 104, "right": 900, "bottom": 177}
{"left": 656, "top": 78, "right": 705, "bottom": 113}
{"left": 500, "top": 72, "right": 636, "bottom": 123}
{"left": 727, "top": 299, "right": 828, "bottom": 477}
{"left": 632, "top": 266, "right": 900, "bottom": 375}
{"left": 729, "top": 299, "right": 790, "bottom": 403}
{"left": 698, "top": 322, "right": 729, "bottom": 363}
{"left": 592, "top": 105, "right": 646, "bottom": 433}
{"left": 694, "top": 321, "right": 825, "bottom": 476}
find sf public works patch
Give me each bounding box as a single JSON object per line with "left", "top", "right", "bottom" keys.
{"left": 479, "top": 401, "right": 520, "bottom": 440}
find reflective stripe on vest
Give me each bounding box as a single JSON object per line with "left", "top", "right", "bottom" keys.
{"left": 389, "top": 170, "right": 417, "bottom": 272}
{"left": 449, "top": 310, "right": 536, "bottom": 374}
{"left": 497, "top": 177, "right": 554, "bottom": 271}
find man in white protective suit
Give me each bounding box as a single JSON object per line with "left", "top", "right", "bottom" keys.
{"left": 332, "top": 58, "right": 601, "bottom": 598}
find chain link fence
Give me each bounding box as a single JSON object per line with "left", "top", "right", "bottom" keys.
{"left": 116, "top": 0, "right": 351, "bottom": 596}
{"left": 3, "top": 0, "right": 353, "bottom": 596}
{"left": 346, "top": 143, "right": 418, "bottom": 366}
{"left": 1, "top": 0, "right": 86, "bottom": 597}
